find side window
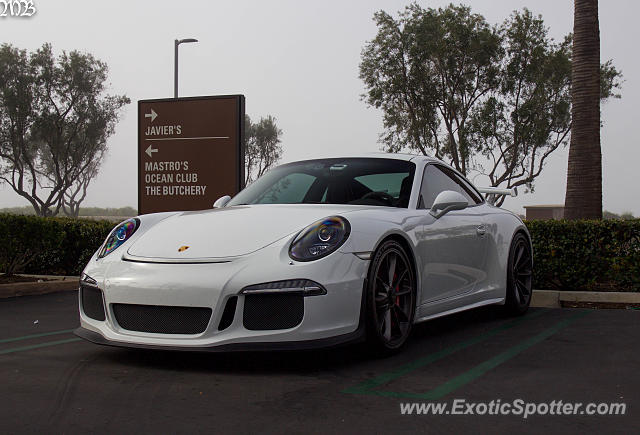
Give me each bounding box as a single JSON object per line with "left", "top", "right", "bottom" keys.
{"left": 438, "top": 166, "right": 483, "bottom": 205}
{"left": 419, "top": 165, "right": 478, "bottom": 209}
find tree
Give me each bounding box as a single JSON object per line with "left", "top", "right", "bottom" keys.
{"left": 0, "top": 43, "right": 129, "bottom": 217}
{"left": 603, "top": 210, "right": 635, "bottom": 220}
{"left": 59, "top": 148, "right": 104, "bottom": 217}
{"left": 564, "top": 0, "right": 602, "bottom": 219}
{"left": 244, "top": 114, "right": 283, "bottom": 184}
{"left": 360, "top": 4, "right": 621, "bottom": 206}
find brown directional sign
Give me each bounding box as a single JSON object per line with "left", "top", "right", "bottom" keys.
{"left": 138, "top": 95, "right": 245, "bottom": 214}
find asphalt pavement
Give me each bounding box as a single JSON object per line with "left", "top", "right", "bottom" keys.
{"left": 1, "top": 291, "right": 638, "bottom": 434}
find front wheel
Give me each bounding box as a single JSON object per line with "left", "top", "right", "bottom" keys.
{"left": 503, "top": 232, "right": 533, "bottom": 315}
{"left": 365, "top": 240, "right": 416, "bottom": 354}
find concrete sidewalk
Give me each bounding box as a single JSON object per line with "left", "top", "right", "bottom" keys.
{"left": 0, "top": 275, "right": 79, "bottom": 299}
{"left": 531, "top": 289, "right": 640, "bottom": 309}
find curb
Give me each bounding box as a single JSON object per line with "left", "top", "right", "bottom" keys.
{"left": 0, "top": 277, "right": 79, "bottom": 299}
{"left": 531, "top": 290, "right": 640, "bottom": 308}
{"left": 16, "top": 273, "right": 79, "bottom": 281}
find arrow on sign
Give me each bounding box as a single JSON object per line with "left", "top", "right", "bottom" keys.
{"left": 145, "top": 144, "right": 158, "bottom": 158}
{"left": 144, "top": 109, "right": 158, "bottom": 122}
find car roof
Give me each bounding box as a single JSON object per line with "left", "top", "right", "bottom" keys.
{"left": 362, "top": 152, "right": 440, "bottom": 163}
{"left": 282, "top": 152, "right": 442, "bottom": 164}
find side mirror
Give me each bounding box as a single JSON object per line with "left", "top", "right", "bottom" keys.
{"left": 213, "top": 195, "right": 231, "bottom": 208}
{"left": 430, "top": 190, "right": 468, "bottom": 219}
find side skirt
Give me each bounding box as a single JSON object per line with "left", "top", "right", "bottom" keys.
{"left": 413, "top": 297, "right": 504, "bottom": 324}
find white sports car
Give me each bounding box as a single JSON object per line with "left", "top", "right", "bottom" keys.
{"left": 75, "top": 154, "right": 533, "bottom": 353}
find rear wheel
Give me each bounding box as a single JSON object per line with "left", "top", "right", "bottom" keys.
{"left": 365, "top": 240, "right": 416, "bottom": 354}
{"left": 503, "top": 233, "right": 533, "bottom": 315}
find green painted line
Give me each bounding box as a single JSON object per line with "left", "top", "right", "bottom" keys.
{"left": 0, "top": 338, "right": 82, "bottom": 355}
{"left": 374, "top": 310, "right": 590, "bottom": 400}
{"left": 0, "top": 329, "right": 75, "bottom": 345}
{"left": 343, "top": 309, "right": 548, "bottom": 394}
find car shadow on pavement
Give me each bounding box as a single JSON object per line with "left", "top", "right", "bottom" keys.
{"left": 98, "top": 305, "right": 516, "bottom": 375}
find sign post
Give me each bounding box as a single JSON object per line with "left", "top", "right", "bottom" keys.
{"left": 138, "top": 95, "right": 245, "bottom": 214}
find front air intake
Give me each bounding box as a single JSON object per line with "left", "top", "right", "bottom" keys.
{"left": 243, "top": 293, "right": 304, "bottom": 330}
{"left": 81, "top": 285, "right": 106, "bottom": 321}
{"left": 218, "top": 296, "right": 238, "bottom": 331}
{"left": 112, "top": 304, "right": 212, "bottom": 334}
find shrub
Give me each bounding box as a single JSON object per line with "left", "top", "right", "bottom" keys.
{"left": 1, "top": 214, "right": 638, "bottom": 291}
{"left": 0, "top": 214, "right": 114, "bottom": 276}
{"left": 0, "top": 214, "right": 66, "bottom": 276}
{"left": 526, "top": 219, "right": 640, "bottom": 291}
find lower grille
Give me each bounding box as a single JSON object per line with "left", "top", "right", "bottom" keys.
{"left": 243, "top": 294, "right": 304, "bottom": 330}
{"left": 112, "top": 304, "right": 212, "bottom": 334}
{"left": 81, "top": 285, "right": 105, "bottom": 321}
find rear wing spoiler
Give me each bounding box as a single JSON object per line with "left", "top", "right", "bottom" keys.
{"left": 477, "top": 187, "right": 517, "bottom": 205}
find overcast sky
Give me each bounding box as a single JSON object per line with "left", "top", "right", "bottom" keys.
{"left": 1, "top": 0, "right": 638, "bottom": 215}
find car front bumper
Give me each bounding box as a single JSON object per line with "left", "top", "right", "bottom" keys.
{"left": 77, "top": 243, "right": 369, "bottom": 351}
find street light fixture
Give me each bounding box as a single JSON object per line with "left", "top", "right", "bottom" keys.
{"left": 174, "top": 38, "right": 198, "bottom": 98}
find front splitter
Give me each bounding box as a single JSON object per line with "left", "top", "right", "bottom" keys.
{"left": 74, "top": 325, "right": 365, "bottom": 353}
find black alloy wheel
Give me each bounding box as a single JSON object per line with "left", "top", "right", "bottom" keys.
{"left": 366, "top": 240, "right": 416, "bottom": 353}
{"left": 504, "top": 232, "right": 533, "bottom": 315}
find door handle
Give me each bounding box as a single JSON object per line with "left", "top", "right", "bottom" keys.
{"left": 476, "top": 224, "right": 487, "bottom": 236}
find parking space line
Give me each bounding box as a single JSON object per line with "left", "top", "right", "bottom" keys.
{"left": 412, "top": 310, "right": 590, "bottom": 399}
{"left": 350, "top": 310, "right": 589, "bottom": 400}
{"left": 0, "top": 338, "right": 82, "bottom": 355}
{"left": 343, "top": 309, "right": 548, "bottom": 394}
{"left": 0, "top": 329, "right": 75, "bottom": 345}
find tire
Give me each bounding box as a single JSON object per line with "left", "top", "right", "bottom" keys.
{"left": 365, "top": 239, "right": 416, "bottom": 354}
{"left": 503, "top": 232, "right": 533, "bottom": 315}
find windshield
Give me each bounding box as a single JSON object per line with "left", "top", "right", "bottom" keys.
{"left": 228, "top": 158, "right": 416, "bottom": 208}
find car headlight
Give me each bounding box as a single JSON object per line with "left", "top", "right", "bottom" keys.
{"left": 98, "top": 218, "right": 140, "bottom": 259}
{"left": 289, "top": 216, "right": 350, "bottom": 262}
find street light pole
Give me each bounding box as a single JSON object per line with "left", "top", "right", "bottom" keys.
{"left": 174, "top": 39, "right": 179, "bottom": 98}
{"left": 174, "top": 38, "right": 198, "bottom": 98}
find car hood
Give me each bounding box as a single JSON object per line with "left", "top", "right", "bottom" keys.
{"left": 127, "top": 204, "right": 367, "bottom": 260}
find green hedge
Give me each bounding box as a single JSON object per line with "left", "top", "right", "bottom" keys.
{"left": 0, "top": 214, "right": 114, "bottom": 276}
{"left": 1, "top": 214, "right": 639, "bottom": 291}
{"left": 0, "top": 214, "right": 66, "bottom": 276}
{"left": 526, "top": 219, "right": 640, "bottom": 292}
